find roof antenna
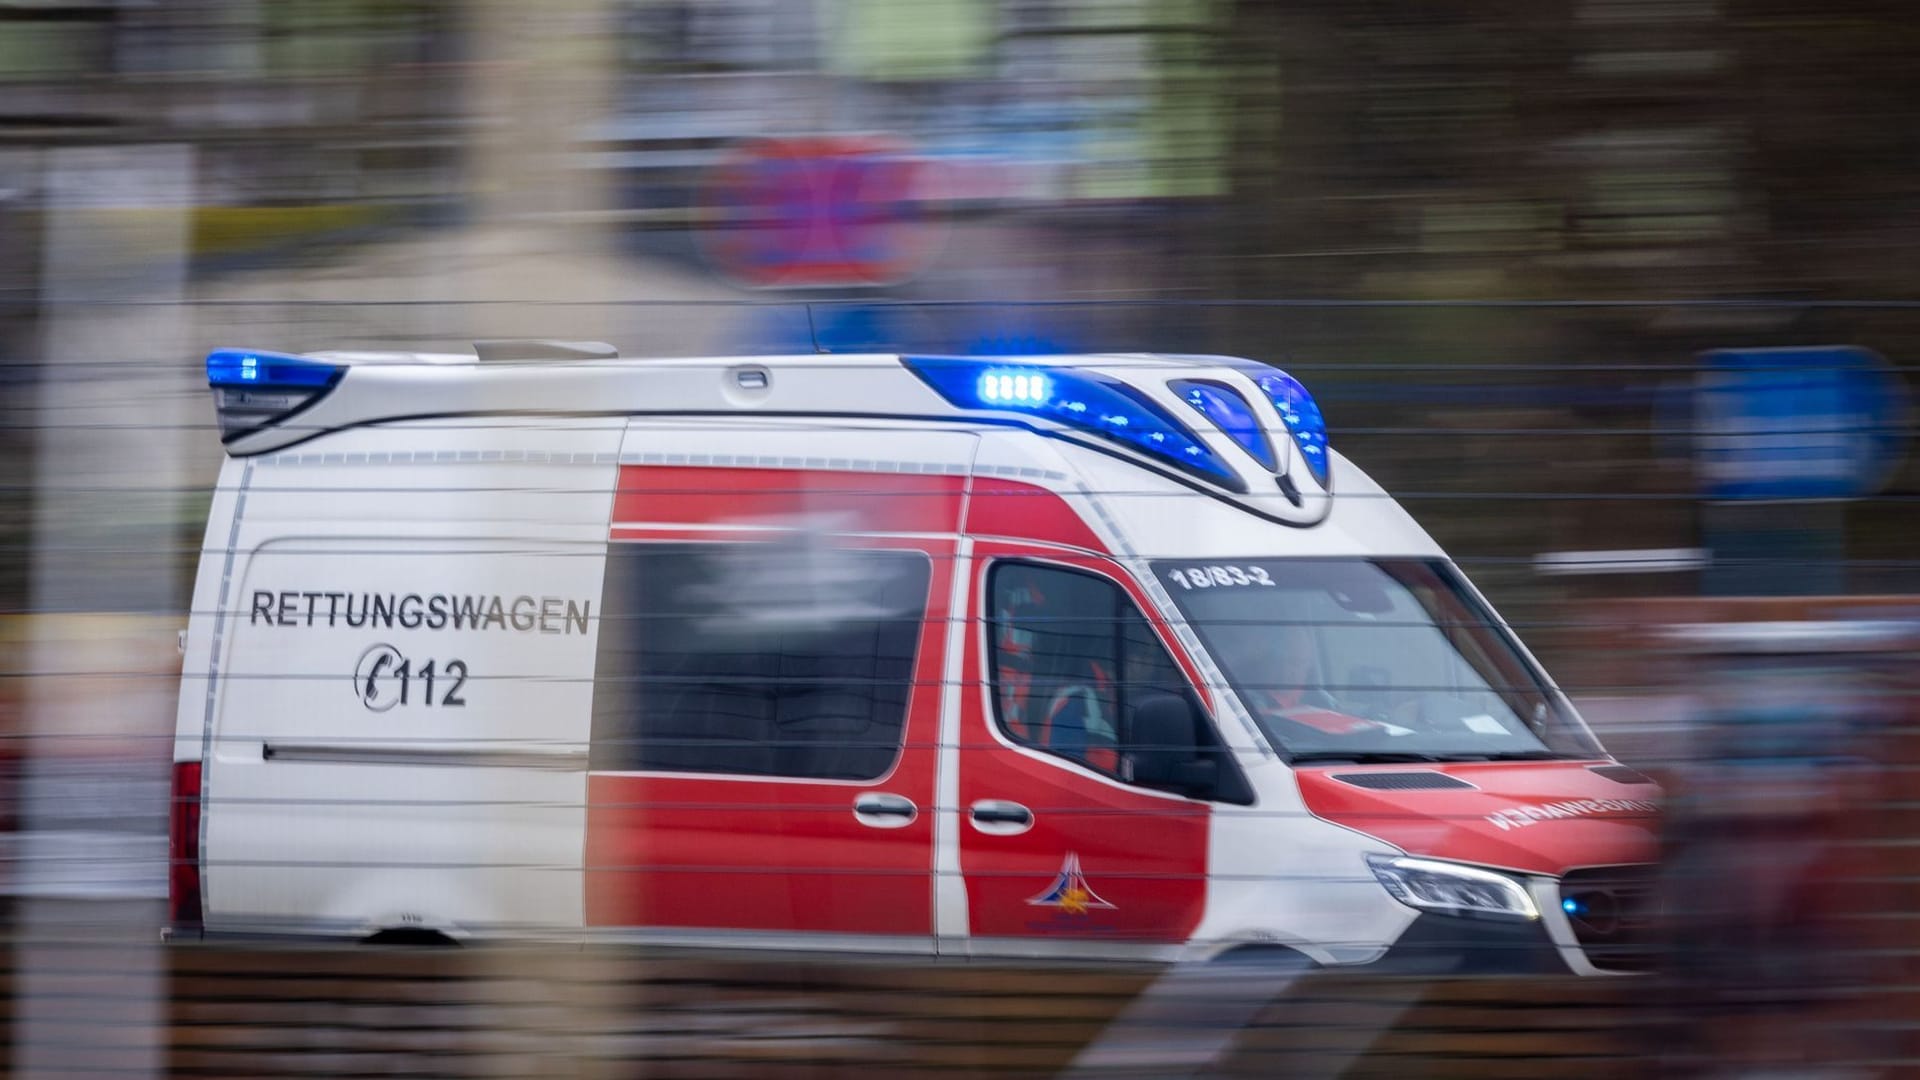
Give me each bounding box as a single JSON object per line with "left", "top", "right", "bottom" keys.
{"left": 806, "top": 304, "right": 826, "bottom": 354}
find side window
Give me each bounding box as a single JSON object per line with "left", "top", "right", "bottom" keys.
{"left": 591, "top": 542, "right": 931, "bottom": 781}
{"left": 988, "top": 562, "right": 1228, "bottom": 792}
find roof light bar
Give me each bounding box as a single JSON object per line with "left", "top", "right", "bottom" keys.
{"left": 1170, "top": 379, "right": 1277, "bottom": 471}
{"left": 903, "top": 357, "right": 1244, "bottom": 491}
{"left": 978, "top": 369, "right": 1053, "bottom": 405}
{"left": 205, "top": 348, "right": 346, "bottom": 443}
{"left": 208, "top": 349, "right": 342, "bottom": 388}
{"left": 1240, "top": 366, "right": 1331, "bottom": 489}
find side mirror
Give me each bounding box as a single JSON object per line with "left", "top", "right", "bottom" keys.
{"left": 1170, "top": 759, "right": 1220, "bottom": 796}
{"left": 1129, "top": 694, "right": 1214, "bottom": 799}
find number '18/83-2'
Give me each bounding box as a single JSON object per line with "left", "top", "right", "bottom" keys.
{"left": 1166, "top": 565, "right": 1276, "bottom": 590}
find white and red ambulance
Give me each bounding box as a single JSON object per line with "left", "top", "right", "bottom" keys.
{"left": 170, "top": 343, "right": 1659, "bottom": 973}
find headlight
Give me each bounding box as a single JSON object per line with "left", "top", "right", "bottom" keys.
{"left": 1366, "top": 854, "right": 1539, "bottom": 921}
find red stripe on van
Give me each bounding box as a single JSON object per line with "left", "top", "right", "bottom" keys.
{"left": 169, "top": 761, "right": 203, "bottom": 929}
{"left": 612, "top": 466, "right": 965, "bottom": 534}
{"left": 963, "top": 478, "right": 1109, "bottom": 552}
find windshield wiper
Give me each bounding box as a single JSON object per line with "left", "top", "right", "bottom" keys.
{"left": 1288, "top": 751, "right": 1448, "bottom": 765}
{"left": 1465, "top": 750, "right": 1584, "bottom": 761}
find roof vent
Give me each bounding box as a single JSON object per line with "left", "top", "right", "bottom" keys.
{"left": 473, "top": 339, "right": 618, "bottom": 362}
{"left": 1330, "top": 771, "right": 1474, "bottom": 791}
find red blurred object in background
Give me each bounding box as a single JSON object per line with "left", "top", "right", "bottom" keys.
{"left": 696, "top": 135, "right": 949, "bottom": 290}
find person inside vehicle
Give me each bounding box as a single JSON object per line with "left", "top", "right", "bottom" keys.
{"left": 1241, "top": 623, "right": 1335, "bottom": 710}
{"left": 1233, "top": 624, "right": 1382, "bottom": 737}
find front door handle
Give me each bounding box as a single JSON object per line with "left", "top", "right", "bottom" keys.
{"left": 969, "top": 799, "right": 1034, "bottom": 835}
{"left": 853, "top": 792, "right": 918, "bottom": 828}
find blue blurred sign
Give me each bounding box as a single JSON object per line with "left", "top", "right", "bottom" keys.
{"left": 1695, "top": 346, "right": 1909, "bottom": 500}
{"left": 731, "top": 303, "right": 1078, "bottom": 358}
{"left": 731, "top": 304, "right": 910, "bottom": 354}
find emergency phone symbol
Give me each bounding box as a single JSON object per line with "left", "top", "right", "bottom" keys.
{"left": 354, "top": 643, "right": 406, "bottom": 712}
{"left": 351, "top": 643, "right": 469, "bottom": 711}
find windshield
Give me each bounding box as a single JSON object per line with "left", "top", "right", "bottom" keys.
{"left": 1153, "top": 558, "right": 1602, "bottom": 762}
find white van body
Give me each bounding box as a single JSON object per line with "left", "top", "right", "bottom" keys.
{"left": 171, "top": 347, "right": 1659, "bottom": 974}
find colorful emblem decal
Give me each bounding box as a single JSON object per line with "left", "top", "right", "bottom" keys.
{"left": 1026, "top": 852, "right": 1115, "bottom": 915}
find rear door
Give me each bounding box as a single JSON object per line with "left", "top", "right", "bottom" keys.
{"left": 201, "top": 419, "right": 620, "bottom": 934}
{"left": 584, "top": 432, "right": 972, "bottom": 947}
{"left": 957, "top": 543, "right": 1217, "bottom": 953}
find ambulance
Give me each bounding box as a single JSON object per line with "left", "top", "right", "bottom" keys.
{"left": 170, "top": 342, "right": 1660, "bottom": 974}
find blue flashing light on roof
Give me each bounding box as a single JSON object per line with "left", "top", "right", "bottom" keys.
{"left": 903, "top": 356, "right": 1244, "bottom": 491}
{"left": 1244, "top": 368, "right": 1331, "bottom": 489}
{"left": 207, "top": 349, "right": 343, "bottom": 389}
{"left": 978, "top": 369, "right": 1053, "bottom": 405}
{"left": 1171, "top": 379, "right": 1277, "bottom": 471}
{"left": 205, "top": 348, "right": 346, "bottom": 444}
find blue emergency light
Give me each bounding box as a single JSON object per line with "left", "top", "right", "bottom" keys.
{"left": 207, "top": 349, "right": 343, "bottom": 389}
{"left": 977, "top": 369, "right": 1053, "bottom": 405}
{"left": 205, "top": 348, "right": 346, "bottom": 443}
{"left": 904, "top": 356, "right": 1243, "bottom": 490}
{"left": 1248, "top": 369, "right": 1331, "bottom": 489}
{"left": 1171, "top": 379, "right": 1277, "bottom": 471}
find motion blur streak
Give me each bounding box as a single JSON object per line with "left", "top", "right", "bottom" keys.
{"left": 2, "top": 0, "right": 1919, "bottom": 1076}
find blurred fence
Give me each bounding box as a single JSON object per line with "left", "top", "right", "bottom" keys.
{"left": 0, "top": 947, "right": 1782, "bottom": 1076}
{"left": 5, "top": 295, "right": 1920, "bottom": 1076}
{"left": 0, "top": 944, "right": 1865, "bottom": 1076}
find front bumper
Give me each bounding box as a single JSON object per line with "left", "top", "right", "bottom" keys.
{"left": 1364, "top": 871, "right": 1657, "bottom": 976}
{"left": 1368, "top": 910, "right": 1569, "bottom": 975}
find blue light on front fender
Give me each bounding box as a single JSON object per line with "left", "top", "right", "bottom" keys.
{"left": 903, "top": 356, "right": 1243, "bottom": 490}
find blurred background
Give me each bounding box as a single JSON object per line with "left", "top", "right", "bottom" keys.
{"left": 2, "top": 0, "right": 1918, "bottom": 1075}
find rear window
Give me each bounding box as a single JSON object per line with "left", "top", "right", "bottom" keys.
{"left": 589, "top": 542, "right": 930, "bottom": 780}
